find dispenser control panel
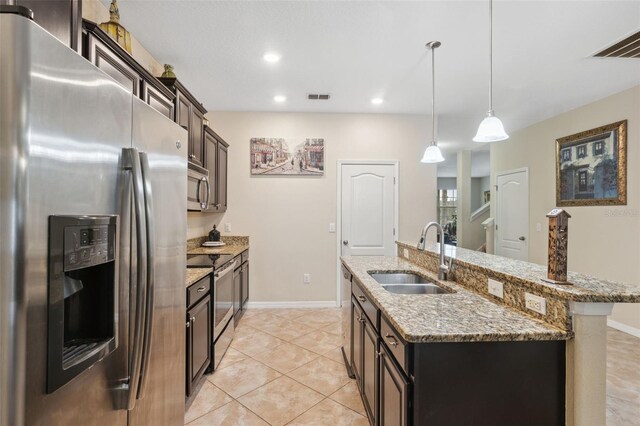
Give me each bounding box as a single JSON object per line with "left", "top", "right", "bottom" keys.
{"left": 63, "top": 222, "right": 116, "bottom": 271}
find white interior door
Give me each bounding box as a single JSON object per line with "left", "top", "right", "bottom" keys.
{"left": 341, "top": 164, "right": 396, "bottom": 256}
{"left": 495, "top": 168, "right": 529, "bottom": 261}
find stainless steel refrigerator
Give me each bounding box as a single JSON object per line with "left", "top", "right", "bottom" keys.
{"left": 0, "top": 12, "right": 187, "bottom": 426}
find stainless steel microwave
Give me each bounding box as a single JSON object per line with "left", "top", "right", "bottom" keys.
{"left": 187, "top": 163, "right": 210, "bottom": 211}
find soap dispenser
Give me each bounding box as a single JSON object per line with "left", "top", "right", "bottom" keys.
{"left": 208, "top": 225, "right": 221, "bottom": 242}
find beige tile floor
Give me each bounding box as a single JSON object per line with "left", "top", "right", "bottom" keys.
{"left": 185, "top": 308, "right": 368, "bottom": 426}
{"left": 186, "top": 308, "right": 640, "bottom": 425}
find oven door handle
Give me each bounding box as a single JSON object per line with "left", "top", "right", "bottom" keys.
{"left": 215, "top": 261, "right": 237, "bottom": 279}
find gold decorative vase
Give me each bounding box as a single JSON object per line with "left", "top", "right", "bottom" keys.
{"left": 99, "top": 0, "right": 132, "bottom": 54}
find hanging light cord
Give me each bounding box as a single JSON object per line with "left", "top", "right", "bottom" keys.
{"left": 431, "top": 44, "right": 437, "bottom": 145}
{"left": 489, "top": 0, "right": 493, "bottom": 113}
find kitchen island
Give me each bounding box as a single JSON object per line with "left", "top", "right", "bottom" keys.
{"left": 341, "top": 255, "right": 568, "bottom": 426}
{"left": 341, "top": 242, "right": 640, "bottom": 426}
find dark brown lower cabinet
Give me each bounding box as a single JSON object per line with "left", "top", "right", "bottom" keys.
{"left": 362, "top": 317, "right": 378, "bottom": 425}
{"left": 379, "top": 343, "right": 409, "bottom": 426}
{"left": 186, "top": 286, "right": 211, "bottom": 397}
{"left": 351, "top": 298, "right": 363, "bottom": 384}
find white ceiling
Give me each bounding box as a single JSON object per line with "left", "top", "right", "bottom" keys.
{"left": 113, "top": 0, "right": 640, "bottom": 167}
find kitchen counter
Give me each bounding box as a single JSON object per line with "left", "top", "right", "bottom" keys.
{"left": 186, "top": 268, "right": 213, "bottom": 288}
{"left": 187, "top": 244, "right": 249, "bottom": 257}
{"left": 341, "top": 255, "right": 571, "bottom": 343}
{"left": 397, "top": 241, "right": 640, "bottom": 303}
{"left": 186, "top": 235, "right": 249, "bottom": 257}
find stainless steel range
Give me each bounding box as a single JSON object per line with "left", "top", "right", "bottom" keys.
{"left": 187, "top": 254, "right": 237, "bottom": 370}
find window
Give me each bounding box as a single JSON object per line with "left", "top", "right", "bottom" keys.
{"left": 437, "top": 189, "right": 457, "bottom": 242}
{"left": 577, "top": 144, "right": 587, "bottom": 158}
{"left": 561, "top": 148, "right": 571, "bottom": 162}
{"left": 578, "top": 170, "right": 588, "bottom": 192}
{"left": 593, "top": 141, "right": 604, "bottom": 155}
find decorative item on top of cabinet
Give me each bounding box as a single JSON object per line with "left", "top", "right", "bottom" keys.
{"left": 161, "top": 64, "right": 176, "bottom": 78}
{"left": 82, "top": 19, "right": 175, "bottom": 119}
{"left": 159, "top": 76, "right": 207, "bottom": 167}
{"left": 98, "top": 0, "right": 131, "bottom": 54}
{"left": 203, "top": 126, "right": 228, "bottom": 212}
{"left": 1, "top": 0, "right": 82, "bottom": 52}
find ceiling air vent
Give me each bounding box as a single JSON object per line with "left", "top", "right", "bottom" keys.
{"left": 307, "top": 93, "right": 331, "bottom": 100}
{"left": 593, "top": 30, "right": 640, "bottom": 58}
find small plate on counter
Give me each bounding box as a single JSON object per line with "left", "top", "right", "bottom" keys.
{"left": 202, "top": 241, "right": 225, "bottom": 247}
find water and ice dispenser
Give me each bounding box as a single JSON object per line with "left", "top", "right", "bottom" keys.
{"left": 47, "top": 215, "right": 118, "bottom": 393}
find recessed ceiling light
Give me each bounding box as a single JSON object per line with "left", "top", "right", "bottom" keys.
{"left": 274, "top": 95, "right": 286, "bottom": 103}
{"left": 371, "top": 98, "right": 383, "bottom": 105}
{"left": 263, "top": 52, "right": 281, "bottom": 63}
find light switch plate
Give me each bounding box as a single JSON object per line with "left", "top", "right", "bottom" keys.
{"left": 303, "top": 273, "right": 311, "bottom": 284}
{"left": 536, "top": 223, "right": 542, "bottom": 232}
{"left": 329, "top": 223, "right": 336, "bottom": 233}
{"left": 525, "top": 292, "right": 546, "bottom": 315}
{"left": 224, "top": 223, "right": 231, "bottom": 233}
{"left": 488, "top": 278, "right": 504, "bottom": 299}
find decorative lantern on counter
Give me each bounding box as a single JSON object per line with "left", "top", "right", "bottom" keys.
{"left": 544, "top": 208, "right": 572, "bottom": 284}
{"left": 99, "top": 0, "right": 132, "bottom": 54}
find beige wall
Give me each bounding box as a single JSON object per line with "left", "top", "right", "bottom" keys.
{"left": 82, "top": 0, "right": 164, "bottom": 76}
{"left": 193, "top": 112, "right": 437, "bottom": 304}
{"left": 491, "top": 85, "right": 640, "bottom": 330}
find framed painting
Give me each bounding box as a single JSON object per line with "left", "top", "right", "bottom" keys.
{"left": 250, "top": 138, "right": 324, "bottom": 176}
{"left": 555, "top": 120, "right": 627, "bottom": 206}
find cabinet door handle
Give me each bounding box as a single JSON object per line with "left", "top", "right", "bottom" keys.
{"left": 385, "top": 334, "right": 398, "bottom": 347}
{"left": 357, "top": 295, "right": 366, "bottom": 303}
{"left": 191, "top": 316, "right": 196, "bottom": 323}
{"left": 197, "top": 286, "right": 206, "bottom": 292}
{"left": 189, "top": 154, "right": 195, "bottom": 159}
{"left": 186, "top": 321, "right": 190, "bottom": 328}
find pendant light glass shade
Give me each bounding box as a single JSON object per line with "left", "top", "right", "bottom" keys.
{"left": 474, "top": 0, "right": 509, "bottom": 143}
{"left": 421, "top": 41, "right": 444, "bottom": 163}
{"left": 421, "top": 144, "right": 445, "bottom": 163}
{"left": 473, "top": 110, "right": 509, "bottom": 142}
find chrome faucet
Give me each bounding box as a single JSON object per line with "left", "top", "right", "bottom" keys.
{"left": 417, "top": 221, "right": 452, "bottom": 280}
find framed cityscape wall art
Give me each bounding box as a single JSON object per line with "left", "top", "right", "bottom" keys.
{"left": 555, "top": 120, "right": 627, "bottom": 206}
{"left": 250, "top": 138, "right": 324, "bottom": 176}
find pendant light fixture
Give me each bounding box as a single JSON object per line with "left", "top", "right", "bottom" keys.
{"left": 421, "top": 41, "right": 445, "bottom": 163}
{"left": 473, "top": 0, "right": 509, "bottom": 143}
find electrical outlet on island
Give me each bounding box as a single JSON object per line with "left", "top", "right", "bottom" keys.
{"left": 525, "top": 292, "right": 546, "bottom": 315}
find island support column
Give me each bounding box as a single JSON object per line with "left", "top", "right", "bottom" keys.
{"left": 566, "top": 302, "right": 613, "bottom": 426}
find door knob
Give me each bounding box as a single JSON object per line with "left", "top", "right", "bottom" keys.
{"left": 519, "top": 236, "right": 526, "bottom": 241}
{"left": 343, "top": 240, "right": 348, "bottom": 246}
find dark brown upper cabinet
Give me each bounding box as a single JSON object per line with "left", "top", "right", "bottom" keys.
{"left": 82, "top": 19, "right": 175, "bottom": 119}
{"left": 158, "top": 77, "right": 207, "bottom": 167}
{"left": 5, "top": 0, "right": 82, "bottom": 52}
{"left": 203, "top": 126, "right": 228, "bottom": 213}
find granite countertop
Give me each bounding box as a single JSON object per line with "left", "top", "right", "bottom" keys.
{"left": 341, "top": 256, "right": 571, "bottom": 344}
{"left": 397, "top": 241, "right": 640, "bottom": 303}
{"left": 187, "top": 243, "right": 249, "bottom": 257}
{"left": 186, "top": 235, "right": 249, "bottom": 257}
{"left": 186, "top": 268, "right": 213, "bottom": 288}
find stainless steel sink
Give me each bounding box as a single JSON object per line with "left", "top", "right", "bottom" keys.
{"left": 368, "top": 272, "right": 452, "bottom": 294}
{"left": 381, "top": 283, "right": 450, "bottom": 295}
{"left": 369, "top": 272, "right": 431, "bottom": 284}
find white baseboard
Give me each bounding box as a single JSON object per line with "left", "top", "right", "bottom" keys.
{"left": 607, "top": 319, "right": 640, "bottom": 338}
{"left": 245, "top": 301, "right": 339, "bottom": 309}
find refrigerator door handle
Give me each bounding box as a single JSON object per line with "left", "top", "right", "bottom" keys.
{"left": 122, "top": 148, "right": 148, "bottom": 411}
{"left": 137, "top": 151, "right": 155, "bottom": 399}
